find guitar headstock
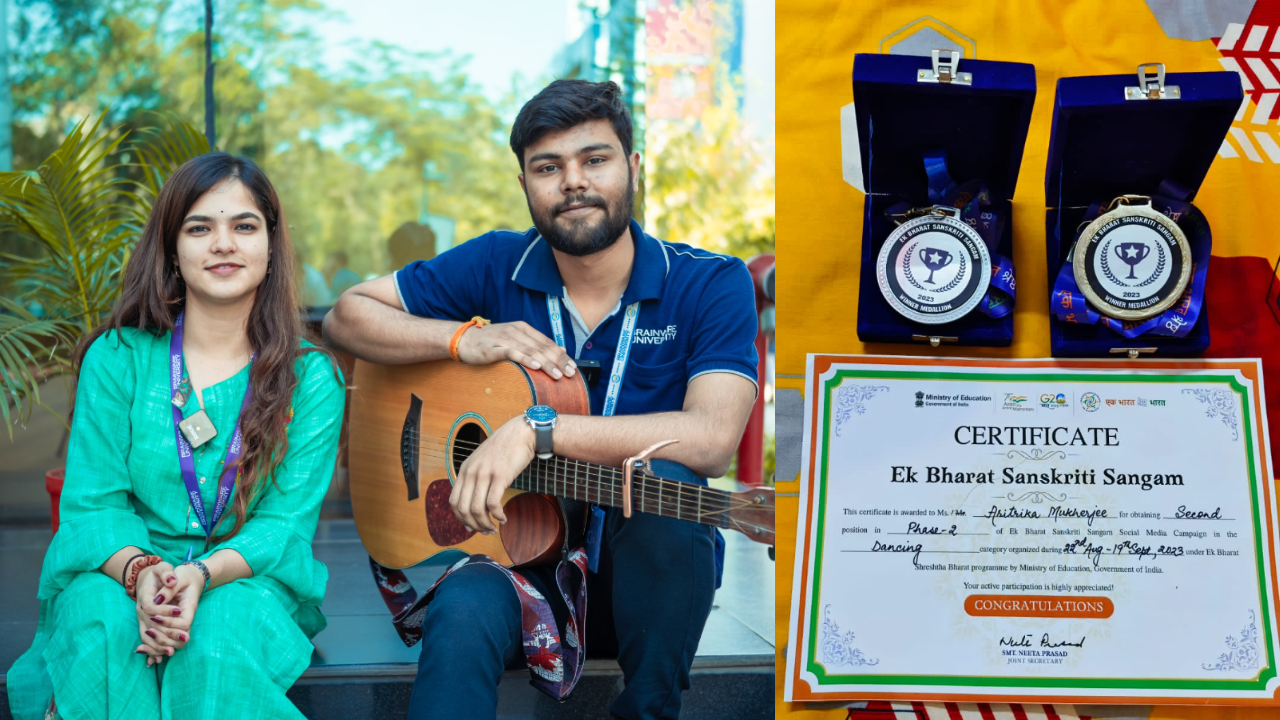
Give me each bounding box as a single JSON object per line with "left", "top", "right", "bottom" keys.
{"left": 725, "top": 486, "right": 775, "bottom": 546}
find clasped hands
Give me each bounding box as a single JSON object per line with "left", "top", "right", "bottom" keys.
{"left": 132, "top": 561, "right": 204, "bottom": 666}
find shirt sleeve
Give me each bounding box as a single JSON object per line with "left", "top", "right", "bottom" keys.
{"left": 686, "top": 259, "right": 760, "bottom": 394}
{"left": 38, "top": 331, "right": 154, "bottom": 599}
{"left": 210, "top": 351, "right": 345, "bottom": 607}
{"left": 393, "top": 233, "right": 494, "bottom": 320}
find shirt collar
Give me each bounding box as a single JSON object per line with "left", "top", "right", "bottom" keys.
{"left": 511, "top": 219, "right": 667, "bottom": 303}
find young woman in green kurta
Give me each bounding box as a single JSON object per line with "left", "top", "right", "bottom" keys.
{"left": 7, "top": 153, "right": 345, "bottom": 720}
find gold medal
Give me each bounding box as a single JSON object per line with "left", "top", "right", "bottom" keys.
{"left": 1072, "top": 195, "right": 1191, "bottom": 321}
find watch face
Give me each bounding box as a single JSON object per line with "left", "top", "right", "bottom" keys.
{"left": 876, "top": 213, "right": 991, "bottom": 325}
{"left": 526, "top": 405, "right": 557, "bottom": 424}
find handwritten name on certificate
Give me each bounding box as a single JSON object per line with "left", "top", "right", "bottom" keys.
{"left": 784, "top": 356, "right": 1279, "bottom": 705}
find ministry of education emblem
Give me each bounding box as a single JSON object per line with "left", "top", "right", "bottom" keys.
{"left": 876, "top": 206, "right": 991, "bottom": 325}
{"left": 1073, "top": 195, "right": 1191, "bottom": 321}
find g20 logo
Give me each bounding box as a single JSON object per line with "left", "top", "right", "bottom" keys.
{"left": 1039, "top": 392, "right": 1067, "bottom": 408}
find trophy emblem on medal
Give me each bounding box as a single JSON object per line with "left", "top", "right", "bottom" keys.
{"left": 877, "top": 206, "right": 991, "bottom": 325}
{"left": 919, "top": 248, "right": 954, "bottom": 284}
{"left": 1115, "top": 242, "right": 1150, "bottom": 280}
{"left": 1073, "top": 196, "right": 1191, "bottom": 321}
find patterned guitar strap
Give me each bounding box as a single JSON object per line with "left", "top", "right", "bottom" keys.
{"left": 368, "top": 498, "right": 589, "bottom": 700}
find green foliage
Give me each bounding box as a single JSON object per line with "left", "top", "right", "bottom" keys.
{"left": 15, "top": 0, "right": 535, "bottom": 277}
{"left": 763, "top": 431, "right": 775, "bottom": 487}
{"left": 256, "top": 48, "right": 532, "bottom": 274}
{"left": 126, "top": 115, "right": 212, "bottom": 229}
{"left": 12, "top": 1, "right": 773, "bottom": 277}
{"left": 0, "top": 112, "right": 131, "bottom": 334}
{"left": 645, "top": 81, "right": 775, "bottom": 261}
{"left": 0, "top": 299, "right": 76, "bottom": 433}
{"left": 0, "top": 109, "right": 206, "bottom": 438}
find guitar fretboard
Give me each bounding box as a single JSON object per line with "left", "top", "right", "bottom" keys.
{"left": 512, "top": 456, "right": 731, "bottom": 528}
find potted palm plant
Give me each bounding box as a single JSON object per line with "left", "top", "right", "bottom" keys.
{"left": 0, "top": 110, "right": 208, "bottom": 530}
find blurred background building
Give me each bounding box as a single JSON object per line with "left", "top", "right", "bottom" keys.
{"left": 2, "top": 0, "right": 771, "bottom": 271}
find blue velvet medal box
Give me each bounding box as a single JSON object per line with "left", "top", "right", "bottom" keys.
{"left": 853, "top": 52, "right": 1035, "bottom": 347}
{"left": 1045, "top": 68, "right": 1242, "bottom": 357}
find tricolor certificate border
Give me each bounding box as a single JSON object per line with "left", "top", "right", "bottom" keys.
{"left": 785, "top": 355, "right": 1279, "bottom": 705}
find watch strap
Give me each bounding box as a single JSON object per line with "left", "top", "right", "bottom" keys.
{"left": 534, "top": 423, "right": 554, "bottom": 459}
{"left": 180, "top": 559, "right": 212, "bottom": 592}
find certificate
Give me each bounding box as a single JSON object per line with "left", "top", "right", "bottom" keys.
{"left": 785, "top": 355, "right": 1279, "bottom": 705}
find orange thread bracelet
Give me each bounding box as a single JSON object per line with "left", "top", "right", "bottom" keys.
{"left": 449, "top": 316, "right": 490, "bottom": 362}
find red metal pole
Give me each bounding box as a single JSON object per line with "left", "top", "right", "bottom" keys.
{"left": 737, "top": 254, "right": 774, "bottom": 487}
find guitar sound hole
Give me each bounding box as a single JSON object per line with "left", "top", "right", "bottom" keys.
{"left": 452, "top": 421, "right": 488, "bottom": 479}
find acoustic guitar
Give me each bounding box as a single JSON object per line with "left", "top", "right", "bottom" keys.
{"left": 348, "top": 359, "right": 775, "bottom": 569}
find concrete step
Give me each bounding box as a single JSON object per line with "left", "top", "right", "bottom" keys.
{"left": 1, "top": 519, "right": 775, "bottom": 719}
{"left": 287, "top": 656, "right": 772, "bottom": 719}
{"left": 1, "top": 661, "right": 772, "bottom": 720}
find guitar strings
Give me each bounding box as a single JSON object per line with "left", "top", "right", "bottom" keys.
{"left": 394, "top": 425, "right": 762, "bottom": 527}
{"left": 412, "top": 436, "right": 748, "bottom": 518}
{"left": 396, "top": 431, "right": 763, "bottom": 528}
{"left": 408, "top": 434, "right": 726, "bottom": 513}
{"left": 407, "top": 432, "right": 707, "bottom": 502}
{"left": 409, "top": 442, "right": 731, "bottom": 520}
{"left": 404, "top": 448, "right": 771, "bottom": 538}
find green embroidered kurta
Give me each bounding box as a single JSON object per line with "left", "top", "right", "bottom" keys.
{"left": 7, "top": 328, "right": 345, "bottom": 720}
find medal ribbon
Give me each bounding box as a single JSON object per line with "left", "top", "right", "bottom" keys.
{"left": 169, "top": 311, "right": 254, "bottom": 540}
{"left": 889, "top": 151, "right": 1017, "bottom": 318}
{"left": 1050, "top": 193, "right": 1209, "bottom": 339}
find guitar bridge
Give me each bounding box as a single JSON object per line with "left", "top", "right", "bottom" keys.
{"left": 401, "top": 394, "right": 423, "bottom": 500}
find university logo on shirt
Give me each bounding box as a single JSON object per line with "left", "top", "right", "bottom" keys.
{"left": 632, "top": 325, "right": 678, "bottom": 345}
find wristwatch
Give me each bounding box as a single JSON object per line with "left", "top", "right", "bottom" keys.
{"left": 179, "top": 559, "right": 212, "bottom": 592}
{"left": 524, "top": 405, "right": 558, "bottom": 460}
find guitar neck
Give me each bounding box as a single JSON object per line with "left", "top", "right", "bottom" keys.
{"left": 512, "top": 456, "right": 730, "bottom": 529}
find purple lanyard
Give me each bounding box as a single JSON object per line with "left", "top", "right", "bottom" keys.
{"left": 169, "top": 311, "right": 253, "bottom": 540}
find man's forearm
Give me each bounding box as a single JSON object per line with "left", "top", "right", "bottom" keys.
{"left": 554, "top": 411, "right": 742, "bottom": 479}
{"left": 323, "top": 292, "right": 456, "bottom": 364}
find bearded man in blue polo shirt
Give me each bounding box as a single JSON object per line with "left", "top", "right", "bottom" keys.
{"left": 324, "top": 79, "right": 759, "bottom": 720}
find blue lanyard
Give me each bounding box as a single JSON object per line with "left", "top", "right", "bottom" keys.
{"left": 546, "top": 295, "right": 640, "bottom": 417}
{"left": 169, "top": 311, "right": 253, "bottom": 540}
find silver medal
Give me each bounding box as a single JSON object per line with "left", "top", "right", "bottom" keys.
{"left": 877, "top": 206, "right": 991, "bottom": 325}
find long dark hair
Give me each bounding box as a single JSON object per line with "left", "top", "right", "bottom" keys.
{"left": 77, "top": 152, "right": 331, "bottom": 542}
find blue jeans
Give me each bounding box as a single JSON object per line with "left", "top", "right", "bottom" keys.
{"left": 407, "top": 465, "right": 718, "bottom": 720}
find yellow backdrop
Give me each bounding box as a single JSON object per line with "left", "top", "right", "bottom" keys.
{"left": 776, "top": 0, "right": 1280, "bottom": 716}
